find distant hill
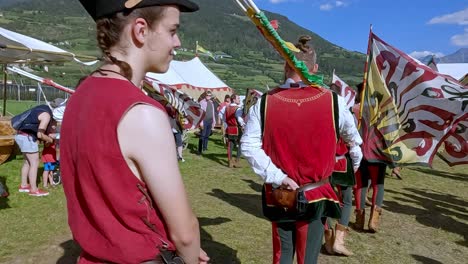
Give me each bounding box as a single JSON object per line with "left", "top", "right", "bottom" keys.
{"left": 440, "top": 48, "right": 468, "bottom": 63}
{"left": 0, "top": 0, "right": 365, "bottom": 91}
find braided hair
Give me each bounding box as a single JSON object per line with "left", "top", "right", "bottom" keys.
{"left": 95, "top": 6, "right": 166, "bottom": 80}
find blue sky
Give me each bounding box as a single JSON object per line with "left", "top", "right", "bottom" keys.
{"left": 255, "top": 0, "right": 468, "bottom": 58}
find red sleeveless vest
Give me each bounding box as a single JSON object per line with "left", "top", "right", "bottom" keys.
{"left": 61, "top": 77, "right": 172, "bottom": 264}
{"left": 225, "top": 105, "right": 240, "bottom": 136}
{"left": 262, "top": 86, "right": 339, "bottom": 202}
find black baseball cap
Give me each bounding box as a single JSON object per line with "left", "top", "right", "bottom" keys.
{"left": 79, "top": 0, "right": 199, "bottom": 21}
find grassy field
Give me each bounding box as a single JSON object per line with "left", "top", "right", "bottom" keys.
{"left": 0, "top": 127, "right": 466, "bottom": 263}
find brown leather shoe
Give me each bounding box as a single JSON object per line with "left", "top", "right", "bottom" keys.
{"left": 333, "top": 223, "right": 353, "bottom": 256}
{"left": 228, "top": 159, "right": 234, "bottom": 168}
{"left": 368, "top": 206, "right": 382, "bottom": 233}
{"left": 354, "top": 209, "right": 365, "bottom": 231}
{"left": 233, "top": 159, "right": 242, "bottom": 168}
{"left": 324, "top": 228, "right": 334, "bottom": 254}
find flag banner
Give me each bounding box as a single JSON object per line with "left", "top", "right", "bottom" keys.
{"left": 332, "top": 73, "right": 356, "bottom": 109}
{"left": 361, "top": 33, "right": 468, "bottom": 167}
{"left": 196, "top": 42, "right": 215, "bottom": 60}
{"left": 143, "top": 77, "right": 205, "bottom": 130}
{"left": 243, "top": 88, "right": 263, "bottom": 117}
{"left": 437, "top": 118, "right": 468, "bottom": 166}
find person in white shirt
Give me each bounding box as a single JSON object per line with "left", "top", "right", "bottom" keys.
{"left": 241, "top": 35, "right": 362, "bottom": 264}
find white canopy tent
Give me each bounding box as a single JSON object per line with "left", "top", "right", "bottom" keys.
{"left": 146, "top": 57, "right": 233, "bottom": 102}
{"left": 0, "top": 27, "right": 97, "bottom": 115}
{"left": 437, "top": 63, "right": 468, "bottom": 81}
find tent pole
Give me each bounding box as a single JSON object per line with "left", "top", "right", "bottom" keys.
{"left": 2, "top": 64, "right": 7, "bottom": 116}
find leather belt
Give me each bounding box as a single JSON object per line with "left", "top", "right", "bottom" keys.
{"left": 17, "top": 131, "right": 30, "bottom": 136}
{"left": 299, "top": 178, "right": 329, "bottom": 192}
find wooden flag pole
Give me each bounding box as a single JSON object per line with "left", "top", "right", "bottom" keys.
{"left": 358, "top": 24, "right": 373, "bottom": 129}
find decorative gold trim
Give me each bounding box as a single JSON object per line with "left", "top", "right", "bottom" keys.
{"left": 272, "top": 90, "right": 327, "bottom": 106}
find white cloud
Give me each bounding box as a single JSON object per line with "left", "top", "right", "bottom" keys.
{"left": 428, "top": 8, "right": 468, "bottom": 25}
{"left": 409, "top": 51, "right": 445, "bottom": 60}
{"left": 335, "top": 1, "right": 345, "bottom": 7}
{"left": 320, "top": 4, "right": 334, "bottom": 11}
{"left": 319, "top": 1, "right": 348, "bottom": 11}
{"left": 451, "top": 28, "right": 468, "bottom": 46}
{"left": 269, "top": 0, "right": 290, "bottom": 3}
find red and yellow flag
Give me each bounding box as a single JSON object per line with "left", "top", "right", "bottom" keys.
{"left": 360, "top": 33, "right": 468, "bottom": 167}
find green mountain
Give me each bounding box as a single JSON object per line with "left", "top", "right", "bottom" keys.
{"left": 0, "top": 0, "right": 365, "bottom": 92}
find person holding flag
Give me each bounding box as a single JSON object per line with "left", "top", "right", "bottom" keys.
{"left": 241, "top": 35, "right": 362, "bottom": 264}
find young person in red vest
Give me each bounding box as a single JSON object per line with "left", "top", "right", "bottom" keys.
{"left": 60, "top": 1, "right": 209, "bottom": 263}
{"left": 218, "top": 94, "right": 232, "bottom": 145}
{"left": 219, "top": 94, "right": 245, "bottom": 168}
{"left": 241, "top": 36, "right": 362, "bottom": 264}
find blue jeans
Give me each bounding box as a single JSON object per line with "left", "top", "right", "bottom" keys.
{"left": 198, "top": 120, "right": 213, "bottom": 153}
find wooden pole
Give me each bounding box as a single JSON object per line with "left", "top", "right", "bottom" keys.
{"left": 2, "top": 64, "right": 7, "bottom": 116}
{"left": 358, "top": 24, "right": 373, "bottom": 129}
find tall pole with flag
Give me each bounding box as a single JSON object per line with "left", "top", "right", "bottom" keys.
{"left": 358, "top": 24, "right": 373, "bottom": 128}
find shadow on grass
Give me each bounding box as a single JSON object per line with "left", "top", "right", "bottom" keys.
{"left": 55, "top": 217, "right": 240, "bottom": 263}
{"left": 409, "top": 167, "right": 468, "bottom": 182}
{"left": 385, "top": 187, "right": 468, "bottom": 246}
{"left": 411, "top": 254, "right": 443, "bottom": 264}
{"left": 0, "top": 176, "right": 10, "bottom": 209}
{"left": 242, "top": 179, "right": 262, "bottom": 193}
{"left": 56, "top": 240, "right": 80, "bottom": 264}
{"left": 199, "top": 217, "right": 241, "bottom": 263}
{"left": 208, "top": 188, "right": 264, "bottom": 219}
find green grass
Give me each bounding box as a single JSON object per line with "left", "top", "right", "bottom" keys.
{"left": 0, "top": 132, "right": 467, "bottom": 263}
{"left": 1, "top": 100, "right": 38, "bottom": 116}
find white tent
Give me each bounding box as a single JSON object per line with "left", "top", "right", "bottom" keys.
{"left": 437, "top": 63, "right": 467, "bottom": 81}
{"left": 146, "top": 57, "right": 233, "bottom": 102}
{"left": 0, "top": 27, "right": 96, "bottom": 64}
{"left": 0, "top": 27, "right": 96, "bottom": 115}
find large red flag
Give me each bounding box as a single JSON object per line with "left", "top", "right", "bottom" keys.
{"left": 361, "top": 33, "right": 467, "bottom": 167}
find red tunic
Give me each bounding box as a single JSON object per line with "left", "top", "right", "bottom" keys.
{"left": 41, "top": 143, "right": 56, "bottom": 163}
{"left": 60, "top": 77, "right": 172, "bottom": 264}
{"left": 225, "top": 105, "right": 240, "bottom": 136}
{"left": 262, "top": 87, "right": 339, "bottom": 202}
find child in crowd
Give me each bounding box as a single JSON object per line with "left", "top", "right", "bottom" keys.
{"left": 42, "top": 121, "right": 57, "bottom": 188}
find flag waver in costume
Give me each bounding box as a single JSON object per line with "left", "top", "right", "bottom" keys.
{"left": 360, "top": 32, "right": 468, "bottom": 167}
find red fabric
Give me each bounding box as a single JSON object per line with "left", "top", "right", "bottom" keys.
{"left": 295, "top": 221, "right": 309, "bottom": 264}
{"left": 271, "top": 222, "right": 282, "bottom": 264}
{"left": 217, "top": 101, "right": 229, "bottom": 112}
{"left": 333, "top": 139, "right": 348, "bottom": 172}
{"left": 353, "top": 169, "right": 363, "bottom": 210}
{"left": 225, "top": 105, "right": 239, "bottom": 136}
{"left": 41, "top": 143, "right": 56, "bottom": 163}
{"left": 262, "top": 87, "right": 337, "bottom": 184}
{"left": 60, "top": 77, "right": 172, "bottom": 264}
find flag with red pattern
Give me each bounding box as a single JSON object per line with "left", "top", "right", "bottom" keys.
{"left": 437, "top": 117, "right": 468, "bottom": 166}
{"left": 361, "top": 33, "right": 468, "bottom": 167}
{"left": 332, "top": 73, "right": 356, "bottom": 109}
